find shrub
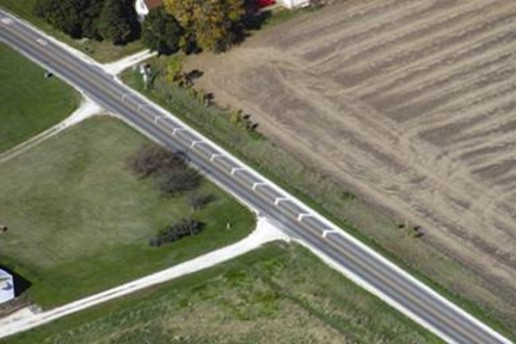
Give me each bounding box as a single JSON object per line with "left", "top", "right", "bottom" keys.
{"left": 149, "top": 219, "right": 204, "bottom": 247}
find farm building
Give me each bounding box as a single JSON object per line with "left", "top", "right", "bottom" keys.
{"left": 278, "top": 0, "right": 310, "bottom": 8}
{"left": 258, "top": 0, "right": 311, "bottom": 9}
{"left": 0, "top": 269, "right": 15, "bottom": 304}
{"left": 135, "top": 0, "right": 163, "bottom": 20}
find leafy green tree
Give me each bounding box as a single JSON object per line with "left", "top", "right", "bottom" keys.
{"left": 34, "top": 0, "right": 85, "bottom": 38}
{"left": 98, "top": 0, "right": 139, "bottom": 44}
{"left": 81, "top": 0, "right": 106, "bottom": 39}
{"left": 164, "top": 0, "right": 245, "bottom": 52}
{"left": 142, "top": 8, "right": 183, "bottom": 54}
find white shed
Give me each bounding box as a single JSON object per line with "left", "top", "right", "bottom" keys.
{"left": 0, "top": 269, "right": 15, "bottom": 304}
{"left": 278, "top": 0, "right": 311, "bottom": 9}
{"left": 135, "top": 0, "right": 163, "bottom": 21}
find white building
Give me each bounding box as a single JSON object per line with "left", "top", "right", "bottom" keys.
{"left": 279, "top": 0, "right": 311, "bottom": 9}
{"left": 134, "top": 0, "right": 163, "bottom": 21}
{"left": 0, "top": 269, "right": 15, "bottom": 304}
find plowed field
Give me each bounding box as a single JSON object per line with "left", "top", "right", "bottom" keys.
{"left": 186, "top": 0, "right": 516, "bottom": 320}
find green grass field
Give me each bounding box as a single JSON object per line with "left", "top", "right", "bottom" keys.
{"left": 3, "top": 243, "right": 440, "bottom": 344}
{"left": 0, "top": 43, "right": 79, "bottom": 153}
{"left": 0, "top": 117, "right": 254, "bottom": 308}
{"left": 0, "top": 0, "right": 144, "bottom": 62}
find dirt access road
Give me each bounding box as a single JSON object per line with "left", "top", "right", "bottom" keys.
{"left": 186, "top": 0, "right": 516, "bottom": 319}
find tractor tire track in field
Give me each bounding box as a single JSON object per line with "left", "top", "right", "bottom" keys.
{"left": 186, "top": 0, "right": 516, "bottom": 328}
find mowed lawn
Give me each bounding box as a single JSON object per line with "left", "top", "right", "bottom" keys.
{"left": 0, "top": 117, "right": 254, "bottom": 308}
{"left": 4, "top": 244, "right": 440, "bottom": 344}
{"left": 0, "top": 43, "right": 79, "bottom": 153}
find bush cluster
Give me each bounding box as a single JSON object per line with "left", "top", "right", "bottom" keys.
{"left": 149, "top": 219, "right": 203, "bottom": 247}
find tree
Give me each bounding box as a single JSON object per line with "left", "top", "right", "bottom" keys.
{"left": 127, "top": 145, "right": 186, "bottom": 178}
{"left": 81, "top": 0, "right": 106, "bottom": 39}
{"left": 142, "top": 8, "right": 183, "bottom": 54}
{"left": 98, "top": 0, "right": 139, "bottom": 44}
{"left": 127, "top": 145, "right": 201, "bottom": 196}
{"left": 157, "top": 168, "right": 201, "bottom": 196}
{"left": 35, "top": 0, "right": 86, "bottom": 38}
{"left": 164, "top": 0, "right": 245, "bottom": 52}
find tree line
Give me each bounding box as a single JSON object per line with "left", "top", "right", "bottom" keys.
{"left": 35, "top": 0, "right": 140, "bottom": 44}
{"left": 34, "top": 0, "right": 247, "bottom": 52}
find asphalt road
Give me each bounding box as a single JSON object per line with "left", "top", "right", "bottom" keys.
{"left": 0, "top": 10, "right": 511, "bottom": 344}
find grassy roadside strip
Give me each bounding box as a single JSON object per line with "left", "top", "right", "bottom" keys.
{"left": 121, "top": 64, "right": 515, "bottom": 340}
{"left": 0, "top": 0, "right": 144, "bottom": 63}
{"left": 2, "top": 243, "right": 441, "bottom": 344}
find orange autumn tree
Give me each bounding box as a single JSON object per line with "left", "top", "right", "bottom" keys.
{"left": 164, "top": 0, "right": 244, "bottom": 52}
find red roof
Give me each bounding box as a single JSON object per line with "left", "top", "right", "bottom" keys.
{"left": 145, "top": 0, "right": 162, "bottom": 10}
{"left": 257, "top": 0, "right": 276, "bottom": 7}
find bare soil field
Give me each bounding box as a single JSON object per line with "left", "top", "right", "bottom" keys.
{"left": 186, "top": 0, "right": 516, "bottom": 324}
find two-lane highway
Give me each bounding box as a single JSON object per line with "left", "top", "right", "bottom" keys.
{"left": 0, "top": 10, "right": 512, "bottom": 344}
